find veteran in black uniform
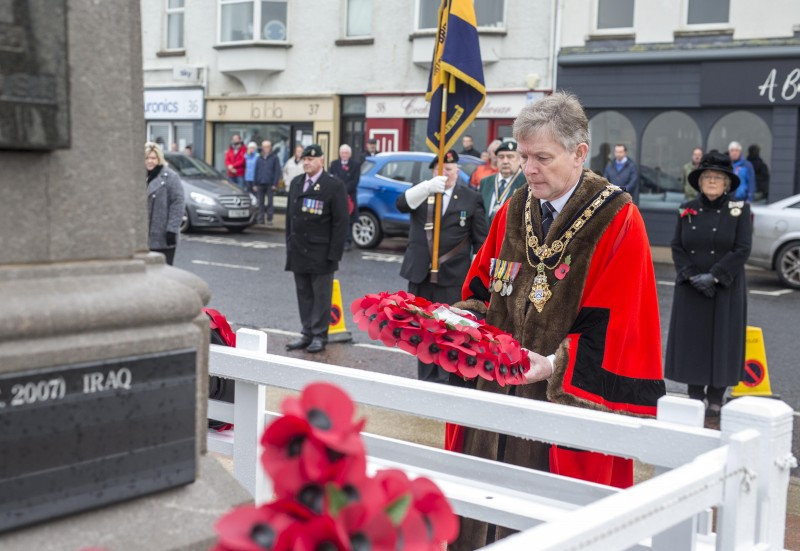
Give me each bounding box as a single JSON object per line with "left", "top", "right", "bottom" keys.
{"left": 478, "top": 139, "right": 527, "bottom": 223}
{"left": 285, "top": 144, "right": 350, "bottom": 353}
{"left": 396, "top": 150, "right": 489, "bottom": 382}
{"left": 665, "top": 150, "right": 752, "bottom": 417}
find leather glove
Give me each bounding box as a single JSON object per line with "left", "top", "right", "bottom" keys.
{"left": 404, "top": 176, "right": 448, "bottom": 209}
{"left": 166, "top": 231, "right": 177, "bottom": 247}
{"left": 690, "top": 273, "right": 716, "bottom": 298}
{"left": 523, "top": 349, "right": 555, "bottom": 384}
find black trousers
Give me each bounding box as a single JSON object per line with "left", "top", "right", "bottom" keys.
{"left": 293, "top": 272, "right": 334, "bottom": 340}
{"left": 408, "top": 279, "right": 463, "bottom": 384}
{"left": 687, "top": 384, "right": 727, "bottom": 406}
{"left": 152, "top": 247, "right": 176, "bottom": 266}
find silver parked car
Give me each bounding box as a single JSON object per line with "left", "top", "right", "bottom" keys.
{"left": 165, "top": 152, "right": 258, "bottom": 233}
{"left": 749, "top": 193, "right": 800, "bottom": 289}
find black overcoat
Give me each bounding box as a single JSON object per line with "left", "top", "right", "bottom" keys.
{"left": 285, "top": 171, "right": 349, "bottom": 274}
{"left": 665, "top": 194, "right": 752, "bottom": 387}
{"left": 396, "top": 184, "right": 488, "bottom": 286}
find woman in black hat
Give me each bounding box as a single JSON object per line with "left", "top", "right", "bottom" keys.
{"left": 665, "top": 151, "right": 752, "bottom": 418}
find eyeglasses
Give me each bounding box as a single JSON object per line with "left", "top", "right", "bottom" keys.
{"left": 700, "top": 174, "right": 726, "bottom": 182}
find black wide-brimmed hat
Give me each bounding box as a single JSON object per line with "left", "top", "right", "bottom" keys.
{"left": 687, "top": 150, "right": 740, "bottom": 192}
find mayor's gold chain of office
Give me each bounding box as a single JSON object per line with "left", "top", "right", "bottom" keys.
{"left": 524, "top": 185, "right": 617, "bottom": 312}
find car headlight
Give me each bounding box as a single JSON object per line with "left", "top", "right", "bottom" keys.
{"left": 190, "top": 191, "right": 216, "bottom": 206}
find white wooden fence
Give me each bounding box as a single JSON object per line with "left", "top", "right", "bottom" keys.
{"left": 208, "top": 329, "right": 796, "bottom": 550}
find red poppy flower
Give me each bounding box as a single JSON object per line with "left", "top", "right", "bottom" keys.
{"left": 282, "top": 383, "right": 366, "bottom": 454}
{"left": 415, "top": 331, "right": 442, "bottom": 364}
{"left": 680, "top": 207, "right": 698, "bottom": 218}
{"left": 340, "top": 504, "right": 397, "bottom": 551}
{"left": 396, "top": 326, "right": 426, "bottom": 355}
{"left": 555, "top": 263, "right": 570, "bottom": 280}
{"left": 292, "top": 515, "right": 350, "bottom": 551}
{"left": 409, "top": 477, "right": 459, "bottom": 545}
{"left": 213, "top": 502, "right": 302, "bottom": 551}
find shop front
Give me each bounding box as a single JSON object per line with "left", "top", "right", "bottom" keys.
{"left": 144, "top": 87, "right": 205, "bottom": 155}
{"left": 559, "top": 53, "right": 800, "bottom": 245}
{"left": 204, "top": 96, "right": 338, "bottom": 172}
{"left": 364, "top": 91, "right": 543, "bottom": 155}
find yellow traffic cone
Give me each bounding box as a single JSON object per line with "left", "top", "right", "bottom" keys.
{"left": 731, "top": 326, "right": 773, "bottom": 397}
{"left": 328, "top": 279, "right": 352, "bottom": 343}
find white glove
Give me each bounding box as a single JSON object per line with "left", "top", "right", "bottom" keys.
{"left": 523, "top": 349, "right": 555, "bottom": 383}
{"left": 405, "top": 176, "right": 448, "bottom": 209}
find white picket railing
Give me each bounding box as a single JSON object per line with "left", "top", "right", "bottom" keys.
{"left": 208, "top": 329, "right": 795, "bottom": 550}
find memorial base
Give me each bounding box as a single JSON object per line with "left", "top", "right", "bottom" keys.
{"left": 0, "top": 454, "right": 251, "bottom": 551}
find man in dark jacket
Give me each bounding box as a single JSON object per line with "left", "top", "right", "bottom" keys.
{"left": 396, "top": 149, "right": 488, "bottom": 382}
{"left": 285, "top": 145, "right": 349, "bottom": 354}
{"left": 253, "top": 140, "right": 282, "bottom": 225}
{"left": 329, "top": 144, "right": 361, "bottom": 250}
{"left": 603, "top": 144, "right": 639, "bottom": 197}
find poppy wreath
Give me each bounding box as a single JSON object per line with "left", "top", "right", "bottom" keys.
{"left": 351, "top": 291, "right": 530, "bottom": 386}
{"left": 212, "top": 382, "right": 458, "bottom": 551}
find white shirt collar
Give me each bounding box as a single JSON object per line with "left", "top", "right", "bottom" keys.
{"left": 540, "top": 178, "right": 580, "bottom": 218}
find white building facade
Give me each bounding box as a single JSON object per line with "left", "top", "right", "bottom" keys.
{"left": 141, "top": 0, "right": 556, "bottom": 168}
{"left": 556, "top": 0, "right": 800, "bottom": 243}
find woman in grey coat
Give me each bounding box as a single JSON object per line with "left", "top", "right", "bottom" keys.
{"left": 145, "top": 142, "right": 185, "bottom": 265}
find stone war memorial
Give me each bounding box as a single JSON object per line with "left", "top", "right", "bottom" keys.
{"left": 0, "top": 1, "right": 249, "bottom": 548}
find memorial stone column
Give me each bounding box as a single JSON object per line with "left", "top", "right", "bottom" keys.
{"left": 0, "top": 1, "right": 250, "bottom": 548}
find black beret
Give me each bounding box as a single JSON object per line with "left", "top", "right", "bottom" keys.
{"left": 495, "top": 140, "right": 518, "bottom": 154}
{"left": 302, "top": 144, "right": 324, "bottom": 158}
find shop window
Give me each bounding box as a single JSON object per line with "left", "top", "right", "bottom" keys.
{"left": 640, "top": 111, "right": 702, "bottom": 210}
{"left": 213, "top": 122, "right": 291, "bottom": 171}
{"left": 587, "top": 111, "right": 636, "bottom": 175}
{"left": 417, "top": 0, "right": 504, "bottom": 30}
{"left": 346, "top": 0, "right": 372, "bottom": 37}
{"left": 219, "top": 0, "right": 287, "bottom": 43}
{"left": 166, "top": 0, "right": 185, "bottom": 50}
{"left": 596, "top": 0, "right": 634, "bottom": 30}
{"left": 687, "top": 0, "right": 729, "bottom": 25}
{"left": 707, "top": 111, "right": 772, "bottom": 199}
{"left": 409, "top": 120, "right": 428, "bottom": 152}
{"left": 147, "top": 122, "right": 195, "bottom": 153}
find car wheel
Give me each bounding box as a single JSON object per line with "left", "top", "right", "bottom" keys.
{"left": 180, "top": 208, "right": 191, "bottom": 233}
{"left": 776, "top": 241, "right": 800, "bottom": 290}
{"left": 353, "top": 211, "right": 382, "bottom": 249}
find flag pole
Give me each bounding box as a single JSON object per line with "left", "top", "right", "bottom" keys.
{"left": 430, "top": 73, "right": 448, "bottom": 284}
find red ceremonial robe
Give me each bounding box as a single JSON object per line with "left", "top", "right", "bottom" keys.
{"left": 448, "top": 171, "right": 664, "bottom": 493}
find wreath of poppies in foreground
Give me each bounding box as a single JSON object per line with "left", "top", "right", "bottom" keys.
{"left": 351, "top": 291, "right": 530, "bottom": 387}
{"left": 212, "top": 382, "right": 458, "bottom": 551}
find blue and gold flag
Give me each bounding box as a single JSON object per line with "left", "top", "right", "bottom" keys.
{"left": 425, "top": 0, "right": 486, "bottom": 153}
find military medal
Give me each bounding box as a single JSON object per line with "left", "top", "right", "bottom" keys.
{"left": 493, "top": 279, "right": 503, "bottom": 293}
{"left": 459, "top": 210, "right": 467, "bottom": 227}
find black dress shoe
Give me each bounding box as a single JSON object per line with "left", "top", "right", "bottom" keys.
{"left": 306, "top": 337, "right": 326, "bottom": 353}
{"left": 286, "top": 336, "right": 312, "bottom": 351}
{"left": 344, "top": 242, "right": 352, "bottom": 251}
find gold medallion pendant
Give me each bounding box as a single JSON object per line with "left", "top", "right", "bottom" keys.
{"left": 528, "top": 265, "right": 552, "bottom": 313}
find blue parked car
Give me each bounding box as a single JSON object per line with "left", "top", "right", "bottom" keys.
{"left": 353, "top": 151, "right": 482, "bottom": 248}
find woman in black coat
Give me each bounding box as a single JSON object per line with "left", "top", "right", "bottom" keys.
{"left": 665, "top": 151, "right": 752, "bottom": 417}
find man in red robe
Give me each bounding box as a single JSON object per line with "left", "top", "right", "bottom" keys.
{"left": 449, "top": 92, "right": 665, "bottom": 550}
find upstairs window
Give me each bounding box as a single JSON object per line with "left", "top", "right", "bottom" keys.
{"left": 596, "top": 0, "right": 634, "bottom": 30}
{"left": 687, "top": 0, "right": 729, "bottom": 25}
{"left": 219, "top": 0, "right": 288, "bottom": 43}
{"left": 346, "top": 0, "right": 372, "bottom": 37}
{"left": 166, "top": 0, "right": 185, "bottom": 50}
{"left": 417, "top": 0, "right": 504, "bottom": 30}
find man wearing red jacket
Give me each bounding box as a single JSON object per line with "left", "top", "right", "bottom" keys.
{"left": 224, "top": 134, "right": 247, "bottom": 191}
{"left": 449, "top": 92, "right": 665, "bottom": 550}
